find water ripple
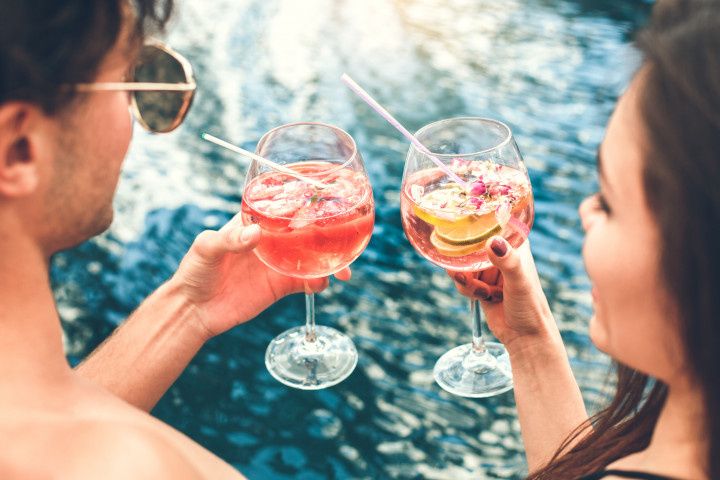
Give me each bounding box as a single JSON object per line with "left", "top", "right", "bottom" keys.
{"left": 52, "top": 0, "right": 652, "bottom": 478}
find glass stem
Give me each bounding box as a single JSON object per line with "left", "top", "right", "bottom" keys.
{"left": 304, "top": 281, "right": 317, "bottom": 343}
{"left": 470, "top": 300, "right": 487, "bottom": 354}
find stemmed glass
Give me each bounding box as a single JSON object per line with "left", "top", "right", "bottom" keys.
{"left": 241, "top": 122, "right": 374, "bottom": 389}
{"left": 400, "top": 117, "right": 534, "bottom": 397}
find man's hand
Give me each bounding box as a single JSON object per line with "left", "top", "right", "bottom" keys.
{"left": 78, "top": 212, "right": 353, "bottom": 411}
{"left": 172, "top": 213, "right": 351, "bottom": 340}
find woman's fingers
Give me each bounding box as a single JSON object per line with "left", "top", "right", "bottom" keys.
{"left": 451, "top": 272, "right": 503, "bottom": 302}
{"left": 449, "top": 265, "right": 501, "bottom": 289}
{"left": 477, "top": 267, "right": 500, "bottom": 285}
{"left": 487, "top": 236, "right": 525, "bottom": 286}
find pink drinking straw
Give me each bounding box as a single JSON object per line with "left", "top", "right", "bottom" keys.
{"left": 341, "top": 73, "right": 469, "bottom": 189}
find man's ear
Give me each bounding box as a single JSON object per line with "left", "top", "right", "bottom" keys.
{"left": 0, "top": 102, "right": 46, "bottom": 198}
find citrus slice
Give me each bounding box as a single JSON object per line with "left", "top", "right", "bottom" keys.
{"left": 413, "top": 204, "right": 473, "bottom": 229}
{"left": 411, "top": 183, "right": 474, "bottom": 228}
{"left": 430, "top": 230, "right": 488, "bottom": 257}
{"left": 435, "top": 222, "right": 501, "bottom": 247}
{"left": 434, "top": 211, "right": 502, "bottom": 246}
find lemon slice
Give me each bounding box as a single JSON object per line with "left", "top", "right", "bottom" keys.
{"left": 434, "top": 212, "right": 502, "bottom": 246}
{"left": 430, "top": 230, "right": 488, "bottom": 257}
{"left": 413, "top": 204, "right": 473, "bottom": 229}
{"left": 411, "top": 183, "right": 474, "bottom": 228}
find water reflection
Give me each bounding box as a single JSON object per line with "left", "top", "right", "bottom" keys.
{"left": 53, "top": 0, "right": 651, "bottom": 477}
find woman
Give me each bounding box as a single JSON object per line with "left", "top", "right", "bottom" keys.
{"left": 451, "top": 1, "right": 719, "bottom": 478}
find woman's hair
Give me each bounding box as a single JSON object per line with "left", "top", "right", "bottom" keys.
{"left": 0, "top": 0, "right": 174, "bottom": 114}
{"left": 528, "top": 1, "right": 720, "bottom": 478}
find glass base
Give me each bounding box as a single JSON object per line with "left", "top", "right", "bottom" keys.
{"left": 265, "top": 325, "right": 358, "bottom": 390}
{"left": 433, "top": 342, "right": 513, "bottom": 398}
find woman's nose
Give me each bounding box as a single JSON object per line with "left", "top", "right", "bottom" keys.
{"left": 578, "top": 196, "right": 596, "bottom": 232}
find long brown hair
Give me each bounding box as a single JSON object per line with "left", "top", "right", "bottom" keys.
{"left": 529, "top": 1, "right": 720, "bottom": 478}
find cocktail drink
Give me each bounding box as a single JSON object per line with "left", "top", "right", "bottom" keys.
{"left": 241, "top": 123, "right": 374, "bottom": 389}
{"left": 400, "top": 117, "right": 534, "bottom": 397}
{"left": 242, "top": 162, "right": 374, "bottom": 278}
{"left": 402, "top": 160, "right": 533, "bottom": 269}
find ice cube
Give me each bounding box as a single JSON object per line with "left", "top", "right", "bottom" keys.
{"left": 283, "top": 180, "right": 304, "bottom": 195}
{"left": 250, "top": 183, "right": 285, "bottom": 201}
{"left": 495, "top": 202, "right": 511, "bottom": 226}
{"left": 288, "top": 206, "right": 315, "bottom": 229}
{"left": 263, "top": 197, "right": 304, "bottom": 217}
{"left": 410, "top": 185, "right": 425, "bottom": 201}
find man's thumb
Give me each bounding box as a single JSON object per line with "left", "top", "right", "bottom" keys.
{"left": 192, "top": 224, "right": 261, "bottom": 261}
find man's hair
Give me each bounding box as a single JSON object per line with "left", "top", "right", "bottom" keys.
{"left": 0, "top": 0, "right": 173, "bottom": 114}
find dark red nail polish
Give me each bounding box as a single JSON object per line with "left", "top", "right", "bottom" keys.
{"left": 491, "top": 291, "right": 504, "bottom": 303}
{"left": 491, "top": 238, "right": 507, "bottom": 257}
{"left": 454, "top": 273, "right": 467, "bottom": 286}
{"left": 474, "top": 287, "right": 490, "bottom": 300}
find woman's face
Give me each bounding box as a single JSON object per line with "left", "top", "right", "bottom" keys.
{"left": 580, "top": 72, "right": 685, "bottom": 383}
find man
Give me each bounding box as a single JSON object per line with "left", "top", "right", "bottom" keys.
{"left": 0, "top": 1, "right": 349, "bottom": 477}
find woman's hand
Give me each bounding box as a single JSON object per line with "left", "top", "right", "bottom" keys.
{"left": 170, "top": 213, "right": 351, "bottom": 340}
{"left": 447, "top": 237, "right": 557, "bottom": 352}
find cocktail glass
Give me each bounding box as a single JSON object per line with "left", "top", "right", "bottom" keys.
{"left": 400, "top": 117, "right": 534, "bottom": 397}
{"left": 241, "top": 122, "right": 374, "bottom": 389}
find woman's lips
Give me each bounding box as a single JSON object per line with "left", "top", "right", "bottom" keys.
{"left": 591, "top": 287, "right": 598, "bottom": 302}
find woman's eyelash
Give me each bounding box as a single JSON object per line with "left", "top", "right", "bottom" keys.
{"left": 595, "top": 192, "right": 611, "bottom": 213}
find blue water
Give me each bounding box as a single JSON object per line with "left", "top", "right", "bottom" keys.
{"left": 52, "top": 1, "right": 653, "bottom": 478}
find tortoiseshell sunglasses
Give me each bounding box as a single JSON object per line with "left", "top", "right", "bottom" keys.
{"left": 76, "top": 40, "right": 196, "bottom": 133}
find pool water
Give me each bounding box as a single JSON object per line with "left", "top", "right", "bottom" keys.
{"left": 52, "top": 0, "right": 653, "bottom": 478}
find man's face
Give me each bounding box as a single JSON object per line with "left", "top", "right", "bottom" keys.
{"left": 39, "top": 32, "right": 137, "bottom": 253}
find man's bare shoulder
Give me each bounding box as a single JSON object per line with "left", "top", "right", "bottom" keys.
{"left": 0, "top": 417, "right": 204, "bottom": 480}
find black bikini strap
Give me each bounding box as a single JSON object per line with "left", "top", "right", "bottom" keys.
{"left": 598, "top": 469, "right": 679, "bottom": 480}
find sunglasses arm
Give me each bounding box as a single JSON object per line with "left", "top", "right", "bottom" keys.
{"left": 75, "top": 82, "right": 196, "bottom": 92}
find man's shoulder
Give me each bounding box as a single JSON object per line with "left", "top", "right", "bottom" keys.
{"left": 60, "top": 419, "right": 205, "bottom": 479}
{"left": 0, "top": 417, "right": 203, "bottom": 480}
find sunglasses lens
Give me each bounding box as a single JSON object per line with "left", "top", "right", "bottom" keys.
{"left": 133, "top": 44, "right": 193, "bottom": 132}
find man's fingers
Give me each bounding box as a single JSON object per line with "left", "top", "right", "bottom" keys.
{"left": 334, "top": 267, "right": 352, "bottom": 282}
{"left": 304, "top": 266, "right": 351, "bottom": 292}
{"left": 192, "top": 224, "right": 261, "bottom": 261}
{"left": 218, "top": 211, "right": 246, "bottom": 234}
{"left": 304, "top": 277, "right": 330, "bottom": 293}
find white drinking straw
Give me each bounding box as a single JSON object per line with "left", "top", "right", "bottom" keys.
{"left": 201, "top": 133, "right": 328, "bottom": 189}
{"left": 341, "top": 73, "right": 469, "bottom": 189}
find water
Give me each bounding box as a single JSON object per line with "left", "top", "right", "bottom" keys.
{"left": 52, "top": 1, "right": 653, "bottom": 478}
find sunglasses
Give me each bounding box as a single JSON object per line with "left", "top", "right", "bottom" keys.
{"left": 75, "top": 40, "right": 196, "bottom": 133}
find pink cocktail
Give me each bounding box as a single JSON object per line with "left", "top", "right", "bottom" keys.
{"left": 242, "top": 161, "right": 374, "bottom": 278}
{"left": 241, "top": 122, "right": 373, "bottom": 390}
{"left": 401, "top": 160, "right": 533, "bottom": 271}
{"left": 400, "top": 117, "right": 534, "bottom": 398}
